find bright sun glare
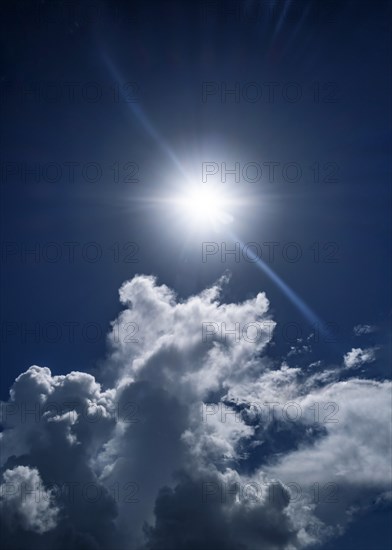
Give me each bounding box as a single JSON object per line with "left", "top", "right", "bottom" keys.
{"left": 175, "top": 186, "right": 233, "bottom": 228}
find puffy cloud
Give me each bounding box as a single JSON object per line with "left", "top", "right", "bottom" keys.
{"left": 0, "top": 366, "right": 119, "bottom": 548}
{"left": 0, "top": 275, "right": 391, "bottom": 549}
{"left": 144, "top": 471, "right": 298, "bottom": 550}
{"left": 0, "top": 466, "right": 59, "bottom": 534}
{"left": 343, "top": 347, "right": 378, "bottom": 369}
{"left": 104, "top": 274, "right": 273, "bottom": 397}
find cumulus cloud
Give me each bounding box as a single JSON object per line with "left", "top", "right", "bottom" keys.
{"left": 0, "top": 466, "right": 59, "bottom": 534}
{"left": 145, "top": 471, "right": 298, "bottom": 550}
{"left": 343, "top": 347, "right": 378, "bottom": 369}
{"left": 0, "top": 275, "right": 390, "bottom": 549}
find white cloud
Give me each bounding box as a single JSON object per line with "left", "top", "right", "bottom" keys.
{"left": 0, "top": 275, "right": 390, "bottom": 549}
{"left": 0, "top": 466, "right": 59, "bottom": 534}
{"left": 343, "top": 347, "right": 378, "bottom": 369}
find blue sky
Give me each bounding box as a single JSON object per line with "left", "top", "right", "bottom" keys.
{"left": 0, "top": 1, "right": 391, "bottom": 549}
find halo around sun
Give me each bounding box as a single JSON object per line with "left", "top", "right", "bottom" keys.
{"left": 173, "top": 185, "right": 234, "bottom": 229}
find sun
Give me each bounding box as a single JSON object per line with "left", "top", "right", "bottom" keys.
{"left": 174, "top": 185, "right": 233, "bottom": 228}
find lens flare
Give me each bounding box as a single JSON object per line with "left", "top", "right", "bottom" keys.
{"left": 175, "top": 186, "right": 233, "bottom": 227}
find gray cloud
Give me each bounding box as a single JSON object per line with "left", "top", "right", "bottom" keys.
{"left": 0, "top": 466, "right": 59, "bottom": 534}
{"left": 1, "top": 275, "right": 391, "bottom": 549}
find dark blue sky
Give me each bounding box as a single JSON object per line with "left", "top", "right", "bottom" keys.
{"left": 1, "top": 0, "right": 390, "bottom": 386}
{"left": 0, "top": 2, "right": 391, "bottom": 549}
